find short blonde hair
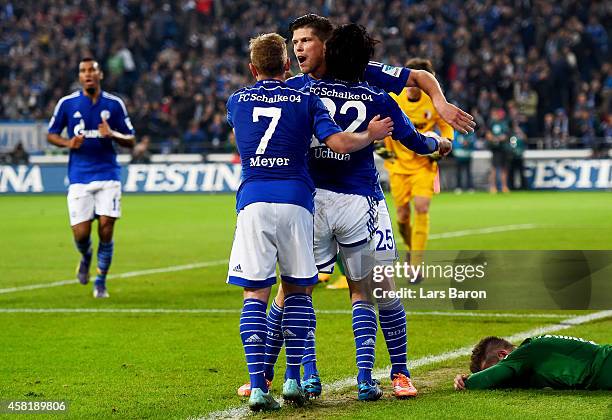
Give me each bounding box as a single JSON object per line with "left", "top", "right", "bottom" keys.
{"left": 405, "top": 57, "right": 435, "bottom": 75}
{"left": 249, "top": 33, "right": 287, "bottom": 77}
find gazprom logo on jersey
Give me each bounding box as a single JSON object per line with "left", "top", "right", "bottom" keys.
{"left": 73, "top": 119, "right": 102, "bottom": 138}
{"left": 0, "top": 164, "right": 242, "bottom": 193}
{"left": 524, "top": 159, "right": 612, "bottom": 189}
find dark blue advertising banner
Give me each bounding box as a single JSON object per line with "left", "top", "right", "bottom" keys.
{"left": 0, "top": 164, "right": 242, "bottom": 193}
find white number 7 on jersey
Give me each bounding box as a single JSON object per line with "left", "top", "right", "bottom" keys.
{"left": 253, "top": 107, "right": 282, "bottom": 154}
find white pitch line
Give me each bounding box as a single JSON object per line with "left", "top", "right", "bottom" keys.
{"left": 0, "top": 308, "right": 575, "bottom": 319}
{"left": 0, "top": 260, "right": 228, "bottom": 295}
{"left": 0, "top": 224, "right": 540, "bottom": 296}
{"left": 201, "top": 310, "right": 612, "bottom": 420}
{"left": 429, "top": 223, "right": 539, "bottom": 240}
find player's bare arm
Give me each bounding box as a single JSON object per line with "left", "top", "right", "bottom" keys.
{"left": 98, "top": 117, "right": 135, "bottom": 148}
{"left": 406, "top": 70, "right": 475, "bottom": 134}
{"left": 47, "top": 133, "right": 84, "bottom": 149}
{"left": 325, "top": 115, "right": 393, "bottom": 154}
{"left": 454, "top": 374, "right": 469, "bottom": 391}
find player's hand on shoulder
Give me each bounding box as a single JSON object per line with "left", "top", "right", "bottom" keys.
{"left": 69, "top": 134, "right": 84, "bottom": 149}
{"left": 438, "top": 137, "right": 452, "bottom": 157}
{"left": 454, "top": 373, "right": 469, "bottom": 391}
{"left": 98, "top": 117, "right": 112, "bottom": 138}
{"left": 367, "top": 115, "right": 394, "bottom": 141}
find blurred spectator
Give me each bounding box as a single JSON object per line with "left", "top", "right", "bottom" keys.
{"left": 514, "top": 81, "right": 538, "bottom": 137}
{"left": 208, "top": 112, "right": 230, "bottom": 151}
{"left": 9, "top": 142, "right": 29, "bottom": 165}
{"left": 486, "top": 108, "right": 510, "bottom": 193}
{"left": 572, "top": 92, "right": 596, "bottom": 148}
{"left": 507, "top": 135, "right": 526, "bottom": 190}
{"left": 0, "top": 0, "right": 609, "bottom": 152}
{"left": 507, "top": 102, "right": 527, "bottom": 190}
{"left": 131, "top": 136, "right": 152, "bottom": 164}
{"left": 183, "top": 119, "right": 207, "bottom": 153}
{"left": 453, "top": 131, "right": 475, "bottom": 193}
{"left": 593, "top": 114, "right": 612, "bottom": 158}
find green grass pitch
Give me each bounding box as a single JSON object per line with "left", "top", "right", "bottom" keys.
{"left": 0, "top": 191, "right": 610, "bottom": 419}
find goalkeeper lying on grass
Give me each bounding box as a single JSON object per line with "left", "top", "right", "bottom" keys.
{"left": 454, "top": 335, "right": 611, "bottom": 391}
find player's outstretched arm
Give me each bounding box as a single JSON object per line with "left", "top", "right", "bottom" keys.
{"left": 47, "top": 133, "right": 84, "bottom": 149}
{"left": 324, "top": 115, "right": 393, "bottom": 154}
{"left": 406, "top": 70, "right": 475, "bottom": 134}
{"left": 387, "top": 99, "right": 451, "bottom": 156}
{"left": 454, "top": 374, "right": 470, "bottom": 391}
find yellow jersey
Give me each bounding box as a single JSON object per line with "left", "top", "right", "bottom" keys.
{"left": 384, "top": 89, "right": 454, "bottom": 174}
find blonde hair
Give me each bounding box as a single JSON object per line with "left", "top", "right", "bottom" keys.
{"left": 405, "top": 57, "right": 435, "bottom": 75}
{"left": 249, "top": 33, "right": 287, "bottom": 77}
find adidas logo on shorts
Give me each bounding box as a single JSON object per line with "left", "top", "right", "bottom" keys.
{"left": 283, "top": 329, "right": 297, "bottom": 338}
{"left": 233, "top": 264, "right": 242, "bottom": 273}
{"left": 73, "top": 111, "right": 82, "bottom": 118}
{"left": 245, "top": 334, "right": 262, "bottom": 343}
{"left": 362, "top": 338, "right": 376, "bottom": 346}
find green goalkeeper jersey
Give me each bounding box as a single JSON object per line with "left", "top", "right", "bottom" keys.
{"left": 465, "top": 335, "right": 612, "bottom": 390}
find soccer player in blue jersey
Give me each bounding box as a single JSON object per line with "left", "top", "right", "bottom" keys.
{"left": 47, "top": 58, "right": 135, "bottom": 299}
{"left": 309, "top": 25, "right": 453, "bottom": 401}
{"left": 226, "top": 33, "right": 393, "bottom": 412}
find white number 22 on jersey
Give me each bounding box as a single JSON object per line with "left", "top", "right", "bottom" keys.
{"left": 253, "top": 107, "right": 282, "bottom": 154}
{"left": 319, "top": 98, "right": 366, "bottom": 133}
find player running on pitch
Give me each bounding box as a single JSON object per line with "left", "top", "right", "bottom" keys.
{"left": 454, "top": 335, "right": 612, "bottom": 390}
{"left": 47, "top": 58, "right": 135, "bottom": 299}
{"left": 226, "top": 33, "right": 393, "bottom": 412}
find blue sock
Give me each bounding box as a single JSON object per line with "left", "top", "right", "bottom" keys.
{"left": 263, "top": 300, "right": 284, "bottom": 381}
{"left": 352, "top": 301, "right": 377, "bottom": 383}
{"left": 75, "top": 238, "right": 92, "bottom": 261}
{"left": 95, "top": 241, "right": 114, "bottom": 286}
{"left": 282, "top": 293, "right": 312, "bottom": 385}
{"left": 378, "top": 298, "right": 410, "bottom": 379}
{"left": 302, "top": 303, "right": 318, "bottom": 379}
{"left": 240, "top": 298, "right": 268, "bottom": 391}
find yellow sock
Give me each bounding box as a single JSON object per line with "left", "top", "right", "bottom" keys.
{"left": 411, "top": 212, "right": 430, "bottom": 265}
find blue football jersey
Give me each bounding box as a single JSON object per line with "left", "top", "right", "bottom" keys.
{"left": 305, "top": 79, "right": 439, "bottom": 198}
{"left": 226, "top": 79, "right": 342, "bottom": 212}
{"left": 48, "top": 90, "right": 134, "bottom": 184}
{"left": 286, "top": 61, "right": 410, "bottom": 95}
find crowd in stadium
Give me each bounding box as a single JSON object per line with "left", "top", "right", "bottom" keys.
{"left": 1, "top": 0, "right": 610, "bottom": 154}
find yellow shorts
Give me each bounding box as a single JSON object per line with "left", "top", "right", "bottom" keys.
{"left": 389, "top": 170, "right": 436, "bottom": 208}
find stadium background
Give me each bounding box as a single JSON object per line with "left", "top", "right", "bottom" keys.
{"left": 0, "top": 1, "right": 611, "bottom": 419}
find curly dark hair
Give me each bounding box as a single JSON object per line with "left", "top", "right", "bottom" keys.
{"left": 289, "top": 14, "right": 333, "bottom": 42}
{"left": 470, "top": 336, "right": 515, "bottom": 373}
{"left": 325, "top": 24, "right": 379, "bottom": 83}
